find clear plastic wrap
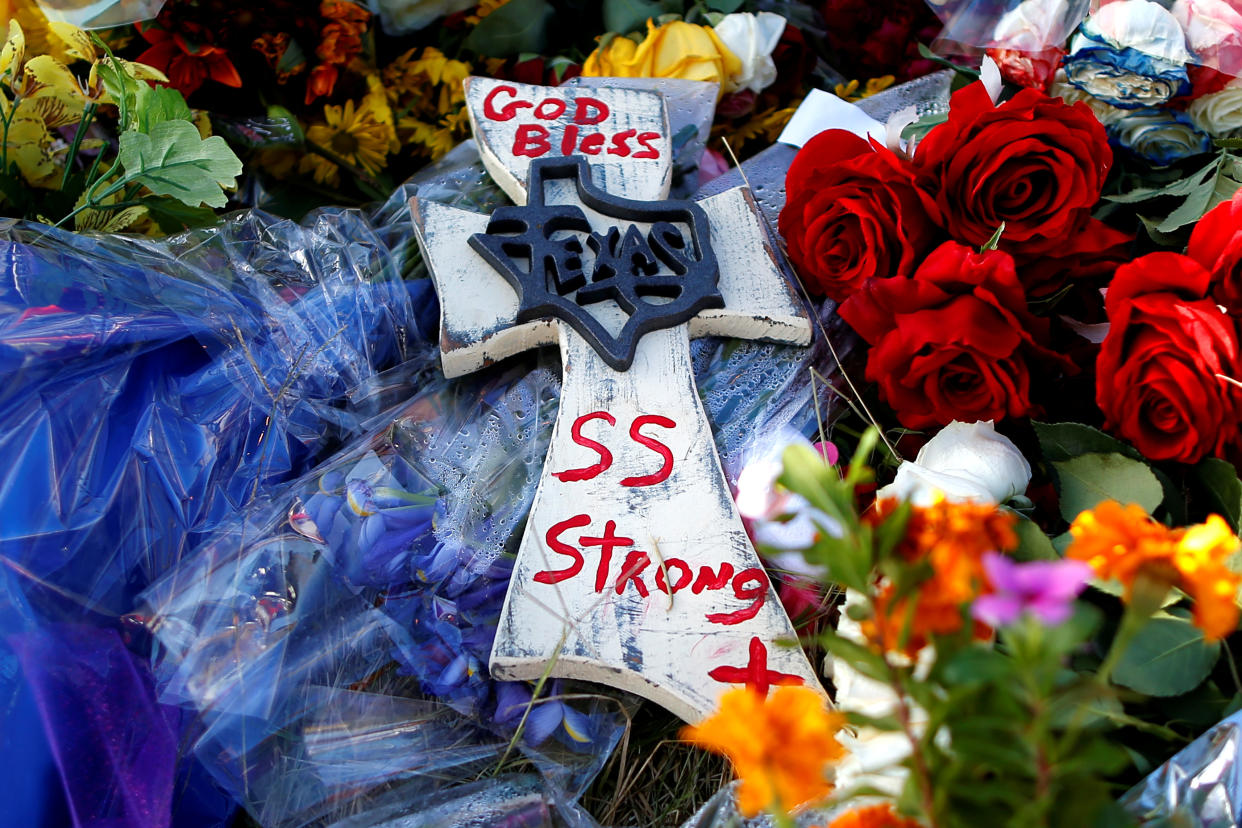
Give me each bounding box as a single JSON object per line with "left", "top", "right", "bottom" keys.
{"left": 0, "top": 119, "right": 850, "bottom": 826}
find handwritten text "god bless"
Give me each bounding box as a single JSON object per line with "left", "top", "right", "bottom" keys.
{"left": 534, "top": 410, "right": 770, "bottom": 626}
{"left": 482, "top": 85, "right": 664, "bottom": 161}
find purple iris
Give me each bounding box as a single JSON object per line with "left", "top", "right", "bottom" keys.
{"left": 972, "top": 552, "right": 1093, "bottom": 627}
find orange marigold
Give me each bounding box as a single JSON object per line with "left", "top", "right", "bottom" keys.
{"left": 824, "top": 803, "right": 924, "bottom": 828}
{"left": 1066, "top": 501, "right": 1241, "bottom": 640}
{"left": 682, "top": 686, "right": 846, "bottom": 817}
{"left": 862, "top": 496, "right": 1017, "bottom": 653}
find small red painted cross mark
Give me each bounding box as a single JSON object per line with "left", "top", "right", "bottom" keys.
{"left": 708, "top": 636, "right": 804, "bottom": 696}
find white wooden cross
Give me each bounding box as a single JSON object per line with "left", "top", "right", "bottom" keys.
{"left": 411, "top": 77, "right": 822, "bottom": 723}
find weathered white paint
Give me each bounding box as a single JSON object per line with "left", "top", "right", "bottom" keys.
{"left": 464, "top": 77, "right": 672, "bottom": 205}
{"left": 412, "top": 78, "right": 823, "bottom": 723}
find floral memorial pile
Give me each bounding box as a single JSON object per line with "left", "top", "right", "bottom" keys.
{"left": 5, "top": 1, "right": 1242, "bottom": 827}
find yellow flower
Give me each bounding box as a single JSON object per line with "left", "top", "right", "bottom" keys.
{"left": 301, "top": 96, "right": 392, "bottom": 187}
{"left": 1066, "top": 502, "right": 1242, "bottom": 640}
{"left": 0, "top": 105, "right": 56, "bottom": 186}
{"left": 583, "top": 20, "right": 742, "bottom": 94}
{"left": 23, "top": 55, "right": 90, "bottom": 128}
{"left": 681, "top": 686, "right": 846, "bottom": 817}
{"left": 401, "top": 105, "right": 470, "bottom": 161}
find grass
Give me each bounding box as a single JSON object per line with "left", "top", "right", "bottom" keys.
{"left": 580, "top": 703, "right": 733, "bottom": 827}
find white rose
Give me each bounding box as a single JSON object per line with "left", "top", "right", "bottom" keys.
{"left": 713, "top": 11, "right": 785, "bottom": 94}
{"left": 1189, "top": 79, "right": 1242, "bottom": 137}
{"left": 877, "top": 421, "right": 1031, "bottom": 506}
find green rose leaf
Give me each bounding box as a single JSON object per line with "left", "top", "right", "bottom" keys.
{"left": 1198, "top": 457, "right": 1242, "bottom": 531}
{"left": 1113, "top": 615, "right": 1220, "bottom": 697}
{"left": 1051, "top": 452, "right": 1163, "bottom": 524}
{"left": 463, "top": 0, "right": 555, "bottom": 58}
{"left": 1033, "top": 421, "right": 1142, "bottom": 463}
{"left": 603, "top": 0, "right": 666, "bottom": 34}
{"left": 118, "top": 119, "right": 242, "bottom": 209}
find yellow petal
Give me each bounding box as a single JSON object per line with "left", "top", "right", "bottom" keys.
{"left": 0, "top": 18, "right": 25, "bottom": 78}
{"left": 24, "top": 55, "right": 85, "bottom": 127}
{"left": 47, "top": 20, "right": 95, "bottom": 63}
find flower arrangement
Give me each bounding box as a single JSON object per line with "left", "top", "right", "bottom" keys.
{"left": 17, "top": 0, "right": 1242, "bottom": 826}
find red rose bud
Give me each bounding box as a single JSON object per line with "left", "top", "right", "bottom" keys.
{"left": 1097, "top": 252, "right": 1242, "bottom": 463}
{"left": 778, "top": 129, "right": 937, "bottom": 302}
{"left": 1188, "top": 189, "right": 1242, "bottom": 315}
{"left": 839, "top": 241, "right": 1073, "bottom": 429}
{"left": 914, "top": 82, "right": 1112, "bottom": 258}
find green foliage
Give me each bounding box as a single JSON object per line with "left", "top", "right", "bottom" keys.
{"left": 1051, "top": 452, "right": 1164, "bottom": 523}
{"left": 743, "top": 431, "right": 1239, "bottom": 828}
{"left": 1197, "top": 458, "right": 1242, "bottom": 531}
{"left": 603, "top": 0, "right": 667, "bottom": 34}
{"left": 116, "top": 120, "right": 242, "bottom": 209}
{"left": 464, "top": 0, "right": 556, "bottom": 57}
{"left": 1113, "top": 615, "right": 1220, "bottom": 697}
{"left": 1105, "top": 149, "right": 1242, "bottom": 237}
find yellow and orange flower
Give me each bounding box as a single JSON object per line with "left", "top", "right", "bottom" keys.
{"left": 682, "top": 686, "right": 846, "bottom": 817}
{"left": 862, "top": 496, "right": 1017, "bottom": 653}
{"left": 583, "top": 19, "right": 741, "bottom": 94}
{"left": 1067, "top": 501, "right": 1241, "bottom": 640}
{"left": 824, "top": 803, "right": 924, "bottom": 828}
{"left": 300, "top": 91, "right": 394, "bottom": 187}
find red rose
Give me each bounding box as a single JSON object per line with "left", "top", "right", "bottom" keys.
{"left": 1097, "top": 252, "right": 1242, "bottom": 463}
{"left": 778, "top": 130, "right": 937, "bottom": 302}
{"left": 914, "top": 81, "right": 1112, "bottom": 259}
{"left": 839, "top": 241, "right": 1072, "bottom": 429}
{"left": 1188, "top": 189, "right": 1242, "bottom": 314}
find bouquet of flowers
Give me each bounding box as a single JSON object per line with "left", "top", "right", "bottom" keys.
{"left": 676, "top": 2, "right": 1242, "bottom": 823}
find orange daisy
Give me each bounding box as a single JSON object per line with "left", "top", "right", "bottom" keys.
{"left": 1066, "top": 501, "right": 1241, "bottom": 640}
{"left": 824, "top": 803, "right": 924, "bottom": 828}
{"left": 682, "top": 686, "right": 846, "bottom": 817}
{"left": 863, "top": 496, "right": 1017, "bottom": 653}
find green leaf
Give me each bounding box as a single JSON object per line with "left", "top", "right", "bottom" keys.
{"left": 937, "top": 645, "right": 1014, "bottom": 686}
{"left": 133, "top": 83, "right": 192, "bottom": 132}
{"left": 1033, "top": 421, "right": 1141, "bottom": 463}
{"left": 140, "top": 195, "right": 219, "bottom": 233}
{"left": 1013, "top": 518, "right": 1057, "bottom": 561}
{"left": 463, "top": 0, "right": 555, "bottom": 57}
{"left": 978, "top": 222, "right": 1005, "bottom": 253}
{"left": 1198, "top": 457, "right": 1242, "bottom": 531}
{"left": 94, "top": 56, "right": 143, "bottom": 130}
{"left": 1113, "top": 615, "right": 1220, "bottom": 697}
{"left": 117, "top": 120, "right": 242, "bottom": 209}
{"left": 1052, "top": 452, "right": 1163, "bottom": 524}
{"left": 1104, "top": 155, "right": 1218, "bottom": 203}
{"left": 706, "top": 0, "right": 745, "bottom": 11}
{"left": 1216, "top": 138, "right": 1242, "bottom": 149}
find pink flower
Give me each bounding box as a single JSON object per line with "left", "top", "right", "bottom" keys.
{"left": 973, "top": 552, "right": 1092, "bottom": 626}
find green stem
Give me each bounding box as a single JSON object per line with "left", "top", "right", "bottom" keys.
{"left": 1, "top": 95, "right": 19, "bottom": 179}
{"left": 60, "top": 103, "right": 98, "bottom": 191}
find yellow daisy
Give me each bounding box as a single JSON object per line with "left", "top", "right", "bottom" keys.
{"left": 300, "top": 96, "right": 392, "bottom": 187}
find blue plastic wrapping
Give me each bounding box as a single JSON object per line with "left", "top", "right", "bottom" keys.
{"left": 0, "top": 124, "right": 851, "bottom": 824}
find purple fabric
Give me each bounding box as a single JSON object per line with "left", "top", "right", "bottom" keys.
{"left": 11, "top": 624, "right": 176, "bottom": 828}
